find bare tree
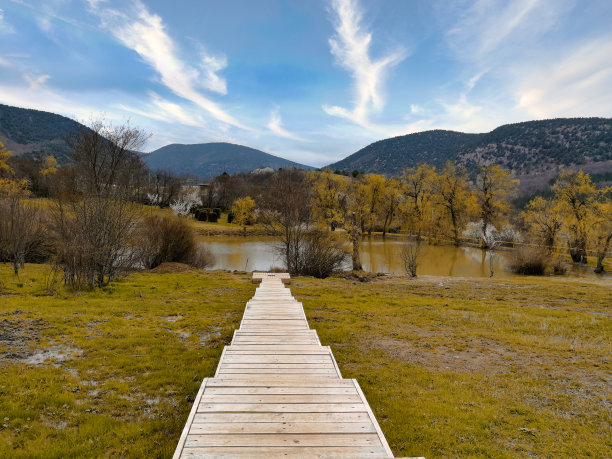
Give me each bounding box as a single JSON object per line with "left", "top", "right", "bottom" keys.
{"left": 52, "top": 122, "right": 147, "bottom": 288}
{"left": 0, "top": 190, "right": 48, "bottom": 275}
{"left": 401, "top": 240, "right": 423, "bottom": 278}
{"left": 258, "top": 169, "right": 312, "bottom": 274}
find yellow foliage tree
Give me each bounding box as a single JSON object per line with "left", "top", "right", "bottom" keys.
{"left": 377, "top": 177, "right": 402, "bottom": 237}
{"left": 552, "top": 171, "right": 596, "bottom": 263}
{"left": 400, "top": 164, "right": 436, "bottom": 237}
{"left": 363, "top": 174, "right": 386, "bottom": 235}
{"left": 429, "top": 162, "right": 473, "bottom": 245}
{"left": 591, "top": 189, "right": 612, "bottom": 273}
{"left": 473, "top": 165, "right": 519, "bottom": 247}
{"left": 522, "top": 196, "right": 562, "bottom": 252}
{"left": 308, "top": 170, "right": 348, "bottom": 231}
{"left": 231, "top": 196, "right": 256, "bottom": 236}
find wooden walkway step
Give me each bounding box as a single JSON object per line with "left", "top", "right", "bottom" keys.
{"left": 173, "top": 273, "right": 394, "bottom": 458}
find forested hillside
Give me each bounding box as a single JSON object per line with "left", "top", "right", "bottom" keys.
{"left": 329, "top": 118, "right": 612, "bottom": 193}
{"left": 0, "top": 104, "right": 86, "bottom": 162}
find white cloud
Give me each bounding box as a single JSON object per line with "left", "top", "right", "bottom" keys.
{"left": 267, "top": 107, "right": 306, "bottom": 141}
{"left": 323, "top": 0, "right": 406, "bottom": 128}
{"left": 446, "top": 0, "right": 573, "bottom": 63}
{"left": 88, "top": 0, "right": 248, "bottom": 130}
{"left": 24, "top": 74, "right": 51, "bottom": 89}
{"left": 433, "top": 0, "right": 612, "bottom": 128}
{"left": 0, "top": 9, "right": 16, "bottom": 34}
{"left": 117, "top": 91, "right": 205, "bottom": 128}
{"left": 516, "top": 37, "right": 612, "bottom": 118}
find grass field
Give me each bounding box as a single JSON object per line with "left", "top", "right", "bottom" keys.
{"left": 0, "top": 264, "right": 254, "bottom": 458}
{"left": 293, "top": 274, "right": 612, "bottom": 458}
{"left": 0, "top": 265, "right": 610, "bottom": 457}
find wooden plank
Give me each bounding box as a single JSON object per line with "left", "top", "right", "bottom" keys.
{"left": 222, "top": 355, "right": 333, "bottom": 363}
{"left": 199, "top": 394, "right": 363, "bottom": 404}
{"left": 203, "top": 387, "right": 357, "bottom": 395}
{"left": 197, "top": 403, "right": 368, "bottom": 412}
{"left": 192, "top": 412, "right": 372, "bottom": 423}
{"left": 184, "top": 433, "right": 382, "bottom": 447}
{"left": 205, "top": 379, "right": 354, "bottom": 387}
{"left": 353, "top": 379, "right": 394, "bottom": 458}
{"left": 215, "top": 369, "right": 339, "bottom": 375}
{"left": 171, "top": 378, "right": 208, "bottom": 459}
{"left": 181, "top": 446, "right": 388, "bottom": 458}
{"left": 218, "top": 364, "right": 336, "bottom": 370}
{"left": 188, "top": 422, "right": 376, "bottom": 434}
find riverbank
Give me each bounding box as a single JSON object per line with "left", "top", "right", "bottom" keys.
{"left": 0, "top": 265, "right": 610, "bottom": 457}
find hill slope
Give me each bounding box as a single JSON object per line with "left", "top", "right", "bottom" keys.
{"left": 0, "top": 104, "right": 87, "bottom": 162}
{"left": 143, "top": 142, "right": 314, "bottom": 178}
{"left": 329, "top": 118, "right": 612, "bottom": 194}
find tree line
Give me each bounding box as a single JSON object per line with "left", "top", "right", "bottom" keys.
{"left": 225, "top": 165, "right": 611, "bottom": 276}
{"left": 1, "top": 120, "right": 611, "bottom": 282}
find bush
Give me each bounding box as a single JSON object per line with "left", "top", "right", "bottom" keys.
{"left": 550, "top": 257, "right": 568, "bottom": 275}
{"left": 134, "top": 214, "right": 215, "bottom": 269}
{"left": 227, "top": 212, "right": 234, "bottom": 224}
{"left": 213, "top": 208, "right": 221, "bottom": 217}
{"left": 508, "top": 246, "right": 548, "bottom": 275}
{"left": 194, "top": 208, "right": 208, "bottom": 221}
{"left": 207, "top": 212, "right": 218, "bottom": 223}
{"left": 290, "top": 229, "right": 348, "bottom": 278}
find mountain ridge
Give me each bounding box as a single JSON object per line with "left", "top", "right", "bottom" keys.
{"left": 327, "top": 117, "right": 612, "bottom": 194}
{"left": 142, "top": 142, "right": 315, "bottom": 178}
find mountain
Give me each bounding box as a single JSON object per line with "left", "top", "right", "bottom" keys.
{"left": 0, "top": 104, "right": 86, "bottom": 162}
{"left": 329, "top": 118, "right": 612, "bottom": 194}
{"left": 143, "top": 142, "right": 314, "bottom": 178}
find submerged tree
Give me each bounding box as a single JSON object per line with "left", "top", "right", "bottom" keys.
{"left": 552, "top": 171, "right": 595, "bottom": 264}
{"left": 473, "top": 165, "right": 518, "bottom": 248}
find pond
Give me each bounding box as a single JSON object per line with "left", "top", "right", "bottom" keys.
{"left": 200, "top": 236, "right": 608, "bottom": 279}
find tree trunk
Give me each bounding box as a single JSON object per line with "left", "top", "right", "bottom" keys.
{"left": 351, "top": 233, "right": 362, "bottom": 271}
{"left": 594, "top": 233, "right": 612, "bottom": 273}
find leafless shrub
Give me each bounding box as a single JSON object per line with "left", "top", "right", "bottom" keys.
{"left": 550, "top": 256, "right": 568, "bottom": 275}
{"left": 51, "top": 197, "right": 141, "bottom": 288}
{"left": 0, "top": 197, "right": 51, "bottom": 275}
{"left": 293, "top": 228, "right": 348, "bottom": 278}
{"left": 508, "top": 246, "right": 548, "bottom": 275}
{"left": 51, "top": 122, "right": 148, "bottom": 288}
{"left": 134, "top": 214, "right": 214, "bottom": 269}
{"left": 401, "top": 240, "right": 423, "bottom": 277}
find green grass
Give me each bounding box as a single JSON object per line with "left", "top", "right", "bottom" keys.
{"left": 0, "top": 264, "right": 255, "bottom": 458}
{"left": 292, "top": 275, "right": 612, "bottom": 458}
{"left": 1, "top": 265, "right": 610, "bottom": 458}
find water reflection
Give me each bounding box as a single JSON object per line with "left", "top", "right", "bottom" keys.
{"left": 202, "top": 236, "right": 514, "bottom": 277}
{"left": 201, "top": 236, "right": 609, "bottom": 279}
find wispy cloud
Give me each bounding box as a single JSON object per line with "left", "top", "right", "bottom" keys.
{"left": 0, "top": 8, "right": 16, "bottom": 34}
{"left": 118, "top": 91, "right": 205, "bottom": 128}
{"left": 428, "top": 0, "right": 612, "bottom": 129}
{"left": 24, "top": 73, "right": 51, "bottom": 89}
{"left": 323, "top": 0, "right": 406, "bottom": 128}
{"left": 516, "top": 37, "right": 612, "bottom": 118}
{"left": 88, "top": 0, "right": 248, "bottom": 130}
{"left": 267, "top": 107, "right": 306, "bottom": 141}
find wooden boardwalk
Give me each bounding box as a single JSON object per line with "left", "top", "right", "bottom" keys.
{"left": 173, "top": 272, "right": 394, "bottom": 458}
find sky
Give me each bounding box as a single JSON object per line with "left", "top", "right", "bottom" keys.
{"left": 1, "top": 0, "right": 612, "bottom": 167}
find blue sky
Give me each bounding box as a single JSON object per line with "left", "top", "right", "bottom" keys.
{"left": 1, "top": 0, "right": 612, "bottom": 166}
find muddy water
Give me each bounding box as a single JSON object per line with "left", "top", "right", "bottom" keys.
{"left": 200, "top": 236, "right": 511, "bottom": 277}
{"left": 201, "top": 236, "right": 609, "bottom": 279}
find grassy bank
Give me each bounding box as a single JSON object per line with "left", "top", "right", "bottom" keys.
{"left": 1, "top": 265, "right": 610, "bottom": 457}
{"left": 0, "top": 264, "right": 254, "bottom": 457}
{"left": 292, "top": 274, "right": 611, "bottom": 458}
